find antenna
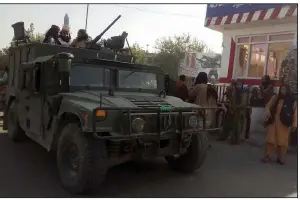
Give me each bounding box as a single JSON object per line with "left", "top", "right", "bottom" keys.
{"left": 85, "top": 4, "right": 89, "bottom": 31}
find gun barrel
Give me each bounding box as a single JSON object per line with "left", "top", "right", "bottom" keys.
{"left": 92, "top": 15, "right": 121, "bottom": 44}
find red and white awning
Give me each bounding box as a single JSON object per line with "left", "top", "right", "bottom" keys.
{"left": 205, "top": 4, "right": 297, "bottom": 27}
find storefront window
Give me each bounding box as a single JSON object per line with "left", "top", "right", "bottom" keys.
{"left": 235, "top": 45, "right": 248, "bottom": 77}
{"left": 235, "top": 32, "right": 295, "bottom": 79}
{"left": 267, "top": 42, "right": 292, "bottom": 78}
{"left": 251, "top": 36, "right": 267, "bottom": 42}
{"left": 248, "top": 44, "right": 267, "bottom": 78}
{"left": 269, "top": 33, "right": 295, "bottom": 41}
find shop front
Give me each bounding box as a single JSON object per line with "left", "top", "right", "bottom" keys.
{"left": 205, "top": 4, "right": 297, "bottom": 90}
{"left": 205, "top": 4, "right": 297, "bottom": 143}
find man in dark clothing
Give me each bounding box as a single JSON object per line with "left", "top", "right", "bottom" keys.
{"left": 259, "top": 75, "right": 274, "bottom": 104}
{"left": 43, "top": 25, "right": 61, "bottom": 44}
{"left": 175, "top": 75, "right": 188, "bottom": 101}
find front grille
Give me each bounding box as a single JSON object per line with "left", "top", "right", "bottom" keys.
{"left": 122, "top": 96, "right": 193, "bottom": 133}
{"left": 124, "top": 96, "right": 172, "bottom": 108}
{"left": 130, "top": 113, "right": 190, "bottom": 133}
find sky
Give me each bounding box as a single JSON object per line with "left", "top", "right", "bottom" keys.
{"left": 0, "top": 4, "right": 223, "bottom": 53}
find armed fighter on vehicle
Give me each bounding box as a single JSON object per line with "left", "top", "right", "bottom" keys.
{"left": 3, "top": 15, "right": 211, "bottom": 194}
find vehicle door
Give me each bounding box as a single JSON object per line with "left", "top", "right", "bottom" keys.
{"left": 17, "top": 63, "right": 43, "bottom": 137}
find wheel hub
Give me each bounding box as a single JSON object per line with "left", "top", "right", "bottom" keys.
{"left": 63, "top": 143, "right": 80, "bottom": 174}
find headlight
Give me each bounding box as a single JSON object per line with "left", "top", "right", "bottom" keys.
{"left": 132, "top": 117, "right": 145, "bottom": 133}
{"left": 188, "top": 115, "right": 198, "bottom": 128}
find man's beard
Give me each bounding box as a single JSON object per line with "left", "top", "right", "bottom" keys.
{"left": 77, "top": 35, "right": 88, "bottom": 42}
{"left": 60, "top": 35, "right": 70, "bottom": 43}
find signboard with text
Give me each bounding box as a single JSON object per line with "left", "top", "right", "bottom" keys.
{"left": 178, "top": 52, "right": 221, "bottom": 83}
{"left": 206, "top": 4, "right": 290, "bottom": 18}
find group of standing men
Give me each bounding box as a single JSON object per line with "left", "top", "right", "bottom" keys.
{"left": 175, "top": 69, "right": 297, "bottom": 164}
{"left": 42, "top": 25, "right": 91, "bottom": 48}
{"left": 175, "top": 72, "right": 248, "bottom": 145}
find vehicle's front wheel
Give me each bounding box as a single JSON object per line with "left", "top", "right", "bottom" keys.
{"left": 165, "top": 133, "right": 208, "bottom": 173}
{"left": 7, "top": 101, "right": 26, "bottom": 142}
{"left": 57, "top": 123, "right": 108, "bottom": 194}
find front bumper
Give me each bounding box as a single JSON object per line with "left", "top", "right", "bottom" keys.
{"left": 92, "top": 106, "right": 224, "bottom": 140}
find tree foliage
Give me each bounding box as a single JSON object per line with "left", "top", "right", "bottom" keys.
{"left": 131, "top": 43, "right": 147, "bottom": 65}
{"left": 154, "top": 33, "right": 210, "bottom": 78}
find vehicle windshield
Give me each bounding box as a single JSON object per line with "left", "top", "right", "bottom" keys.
{"left": 70, "top": 64, "right": 110, "bottom": 87}
{"left": 118, "top": 70, "right": 157, "bottom": 90}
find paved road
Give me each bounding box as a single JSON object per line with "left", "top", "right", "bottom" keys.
{"left": 0, "top": 129, "right": 297, "bottom": 198}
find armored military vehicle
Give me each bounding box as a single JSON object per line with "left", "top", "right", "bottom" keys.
{"left": 3, "top": 19, "right": 209, "bottom": 194}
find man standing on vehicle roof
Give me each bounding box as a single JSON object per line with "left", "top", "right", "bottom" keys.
{"left": 43, "top": 25, "right": 61, "bottom": 45}
{"left": 71, "top": 29, "right": 90, "bottom": 48}
{"left": 58, "top": 25, "right": 71, "bottom": 46}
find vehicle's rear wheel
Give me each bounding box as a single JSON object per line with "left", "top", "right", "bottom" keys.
{"left": 57, "top": 123, "right": 108, "bottom": 194}
{"left": 7, "top": 101, "right": 26, "bottom": 142}
{"left": 165, "top": 133, "right": 208, "bottom": 173}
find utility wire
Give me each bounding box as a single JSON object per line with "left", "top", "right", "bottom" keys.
{"left": 115, "top": 5, "right": 202, "bottom": 19}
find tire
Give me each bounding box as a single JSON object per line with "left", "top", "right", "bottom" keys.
{"left": 165, "top": 133, "right": 208, "bottom": 173}
{"left": 7, "top": 101, "right": 26, "bottom": 142}
{"left": 57, "top": 123, "right": 108, "bottom": 194}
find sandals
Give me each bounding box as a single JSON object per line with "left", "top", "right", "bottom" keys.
{"left": 261, "top": 156, "right": 286, "bottom": 165}
{"left": 277, "top": 158, "right": 286, "bottom": 165}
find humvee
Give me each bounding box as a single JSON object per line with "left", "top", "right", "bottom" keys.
{"left": 3, "top": 43, "right": 209, "bottom": 194}
{"left": 3, "top": 22, "right": 209, "bottom": 195}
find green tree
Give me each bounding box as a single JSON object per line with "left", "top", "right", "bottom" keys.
{"left": 25, "top": 23, "right": 44, "bottom": 43}
{"left": 131, "top": 43, "right": 146, "bottom": 64}
{"left": 154, "top": 33, "right": 210, "bottom": 78}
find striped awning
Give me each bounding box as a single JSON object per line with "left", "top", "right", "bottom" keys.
{"left": 205, "top": 4, "right": 297, "bottom": 27}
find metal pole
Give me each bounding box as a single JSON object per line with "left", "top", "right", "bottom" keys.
{"left": 85, "top": 4, "right": 89, "bottom": 31}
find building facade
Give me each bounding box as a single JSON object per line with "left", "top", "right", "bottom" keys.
{"left": 205, "top": 4, "right": 297, "bottom": 89}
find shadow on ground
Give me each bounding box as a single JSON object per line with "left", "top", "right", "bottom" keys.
{"left": 0, "top": 132, "right": 297, "bottom": 198}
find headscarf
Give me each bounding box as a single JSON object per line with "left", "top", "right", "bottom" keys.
{"left": 195, "top": 72, "right": 208, "bottom": 85}
{"left": 58, "top": 25, "right": 71, "bottom": 44}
